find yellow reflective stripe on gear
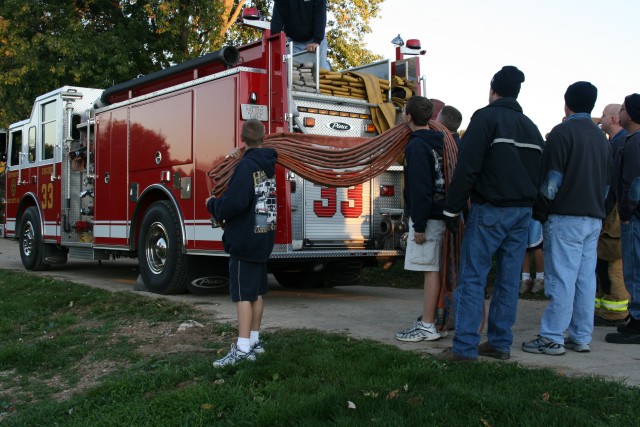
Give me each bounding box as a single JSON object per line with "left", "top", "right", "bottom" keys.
{"left": 594, "top": 297, "right": 602, "bottom": 309}
{"left": 599, "top": 298, "right": 629, "bottom": 311}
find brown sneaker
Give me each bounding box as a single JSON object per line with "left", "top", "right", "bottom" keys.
{"left": 519, "top": 279, "right": 532, "bottom": 295}
{"left": 531, "top": 278, "right": 544, "bottom": 293}
{"left": 477, "top": 341, "right": 510, "bottom": 360}
{"left": 433, "top": 347, "right": 477, "bottom": 363}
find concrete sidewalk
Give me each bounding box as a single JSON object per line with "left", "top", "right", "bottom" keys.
{"left": 0, "top": 238, "right": 638, "bottom": 386}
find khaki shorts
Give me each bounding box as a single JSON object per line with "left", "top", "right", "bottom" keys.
{"left": 404, "top": 219, "right": 445, "bottom": 272}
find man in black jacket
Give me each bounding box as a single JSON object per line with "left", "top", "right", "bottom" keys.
{"left": 606, "top": 93, "right": 640, "bottom": 344}
{"left": 523, "top": 82, "right": 610, "bottom": 355}
{"left": 271, "top": 0, "right": 330, "bottom": 70}
{"left": 436, "top": 66, "right": 544, "bottom": 362}
{"left": 206, "top": 119, "right": 278, "bottom": 367}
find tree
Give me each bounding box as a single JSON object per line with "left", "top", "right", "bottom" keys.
{"left": 325, "top": 0, "right": 385, "bottom": 70}
{"left": 0, "top": 0, "right": 384, "bottom": 129}
{"left": 0, "top": 0, "right": 172, "bottom": 128}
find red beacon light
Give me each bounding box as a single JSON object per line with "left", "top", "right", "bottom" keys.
{"left": 403, "top": 39, "right": 426, "bottom": 56}
{"left": 406, "top": 39, "right": 421, "bottom": 50}
{"left": 242, "top": 7, "right": 260, "bottom": 20}
{"left": 393, "top": 34, "right": 426, "bottom": 57}
{"left": 240, "top": 7, "right": 270, "bottom": 30}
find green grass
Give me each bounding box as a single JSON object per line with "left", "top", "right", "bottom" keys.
{"left": 1, "top": 269, "right": 639, "bottom": 426}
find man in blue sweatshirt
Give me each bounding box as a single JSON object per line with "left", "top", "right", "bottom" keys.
{"left": 206, "top": 119, "right": 278, "bottom": 367}
{"left": 523, "top": 82, "right": 610, "bottom": 355}
{"left": 271, "top": 0, "right": 330, "bottom": 70}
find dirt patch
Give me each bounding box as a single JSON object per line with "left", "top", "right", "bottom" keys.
{"left": 131, "top": 319, "right": 225, "bottom": 357}
{"left": 49, "top": 358, "right": 122, "bottom": 402}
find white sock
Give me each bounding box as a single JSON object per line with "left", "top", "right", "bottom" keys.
{"left": 521, "top": 273, "right": 531, "bottom": 281}
{"left": 536, "top": 272, "right": 544, "bottom": 280}
{"left": 250, "top": 330, "right": 260, "bottom": 345}
{"left": 419, "top": 321, "right": 434, "bottom": 328}
{"left": 237, "top": 338, "right": 251, "bottom": 353}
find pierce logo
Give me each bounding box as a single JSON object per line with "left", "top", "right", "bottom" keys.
{"left": 328, "top": 122, "right": 351, "bottom": 131}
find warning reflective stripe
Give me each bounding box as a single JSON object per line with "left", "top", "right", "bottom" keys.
{"left": 597, "top": 298, "right": 629, "bottom": 311}
{"left": 492, "top": 138, "right": 543, "bottom": 152}
{"left": 44, "top": 221, "right": 59, "bottom": 237}
{"left": 94, "top": 220, "right": 129, "bottom": 239}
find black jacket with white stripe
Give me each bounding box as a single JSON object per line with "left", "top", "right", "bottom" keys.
{"left": 444, "top": 97, "right": 544, "bottom": 215}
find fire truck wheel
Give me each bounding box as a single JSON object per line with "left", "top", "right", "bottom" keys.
{"left": 19, "top": 206, "right": 51, "bottom": 271}
{"left": 138, "top": 201, "right": 188, "bottom": 295}
{"left": 273, "top": 271, "right": 325, "bottom": 289}
{"left": 325, "top": 267, "right": 362, "bottom": 287}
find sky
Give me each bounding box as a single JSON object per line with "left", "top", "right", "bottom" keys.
{"left": 363, "top": 0, "right": 639, "bottom": 136}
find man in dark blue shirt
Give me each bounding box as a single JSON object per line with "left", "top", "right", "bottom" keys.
{"left": 606, "top": 93, "right": 640, "bottom": 345}
{"left": 271, "top": 0, "right": 330, "bottom": 70}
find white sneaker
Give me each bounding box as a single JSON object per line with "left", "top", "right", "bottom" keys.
{"left": 531, "top": 278, "right": 544, "bottom": 293}
{"left": 564, "top": 337, "right": 591, "bottom": 353}
{"left": 519, "top": 279, "right": 532, "bottom": 295}
{"left": 395, "top": 321, "right": 441, "bottom": 342}
{"left": 213, "top": 344, "right": 256, "bottom": 368}
{"left": 251, "top": 340, "right": 265, "bottom": 355}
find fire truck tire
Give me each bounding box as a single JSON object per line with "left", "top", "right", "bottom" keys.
{"left": 325, "top": 267, "right": 362, "bottom": 287}
{"left": 273, "top": 271, "right": 325, "bottom": 289}
{"left": 19, "top": 206, "right": 51, "bottom": 271}
{"left": 138, "top": 201, "right": 188, "bottom": 295}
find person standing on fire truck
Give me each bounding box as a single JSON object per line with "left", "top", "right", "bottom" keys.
{"left": 436, "top": 66, "right": 544, "bottom": 362}
{"left": 206, "top": 119, "right": 278, "bottom": 367}
{"left": 271, "top": 0, "right": 331, "bottom": 70}
{"left": 395, "top": 96, "right": 448, "bottom": 343}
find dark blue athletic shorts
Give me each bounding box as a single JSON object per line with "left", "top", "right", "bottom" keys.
{"left": 228, "top": 255, "right": 269, "bottom": 302}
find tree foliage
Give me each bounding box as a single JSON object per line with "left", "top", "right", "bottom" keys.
{"left": 0, "top": 0, "right": 384, "bottom": 129}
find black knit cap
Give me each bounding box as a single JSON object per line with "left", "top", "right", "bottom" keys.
{"left": 624, "top": 93, "right": 640, "bottom": 124}
{"left": 564, "top": 81, "right": 597, "bottom": 114}
{"left": 490, "top": 66, "right": 525, "bottom": 98}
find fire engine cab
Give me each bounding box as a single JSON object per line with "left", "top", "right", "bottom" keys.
{"left": 2, "top": 11, "right": 425, "bottom": 294}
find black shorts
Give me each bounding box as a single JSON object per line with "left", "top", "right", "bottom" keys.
{"left": 229, "top": 255, "right": 269, "bottom": 302}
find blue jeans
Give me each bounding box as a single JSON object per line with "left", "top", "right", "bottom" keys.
{"left": 539, "top": 215, "right": 601, "bottom": 345}
{"left": 452, "top": 203, "right": 531, "bottom": 357}
{"left": 290, "top": 37, "right": 331, "bottom": 70}
{"left": 621, "top": 216, "right": 640, "bottom": 319}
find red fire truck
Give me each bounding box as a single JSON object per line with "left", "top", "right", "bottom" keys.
{"left": 2, "top": 12, "right": 425, "bottom": 294}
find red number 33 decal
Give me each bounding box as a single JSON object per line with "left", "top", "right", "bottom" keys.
{"left": 313, "top": 185, "right": 362, "bottom": 218}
